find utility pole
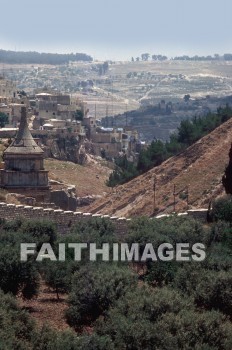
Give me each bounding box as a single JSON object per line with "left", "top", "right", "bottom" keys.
{"left": 186, "top": 186, "right": 189, "bottom": 210}
{"left": 111, "top": 78, "right": 114, "bottom": 116}
{"left": 106, "top": 104, "right": 109, "bottom": 118}
{"left": 126, "top": 103, "right": 128, "bottom": 127}
{"left": 173, "top": 184, "right": 176, "bottom": 213}
{"left": 153, "top": 175, "right": 157, "bottom": 214}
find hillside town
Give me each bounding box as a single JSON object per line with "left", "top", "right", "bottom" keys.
{"left": 0, "top": 76, "right": 143, "bottom": 211}
{"left": 1, "top": 0, "right": 232, "bottom": 346}
{"left": 0, "top": 76, "right": 141, "bottom": 161}
{"left": 3, "top": 60, "right": 232, "bottom": 142}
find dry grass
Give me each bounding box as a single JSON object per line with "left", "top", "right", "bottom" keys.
{"left": 87, "top": 118, "right": 232, "bottom": 217}
{"left": 73, "top": 60, "right": 232, "bottom": 119}
{"left": 0, "top": 138, "right": 111, "bottom": 198}
{"left": 45, "top": 157, "right": 111, "bottom": 197}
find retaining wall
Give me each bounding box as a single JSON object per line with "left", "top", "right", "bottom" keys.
{"left": 0, "top": 202, "right": 129, "bottom": 235}
{"left": 0, "top": 202, "right": 208, "bottom": 236}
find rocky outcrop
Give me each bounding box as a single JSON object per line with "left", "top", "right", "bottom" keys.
{"left": 6, "top": 193, "right": 36, "bottom": 206}
{"left": 50, "top": 189, "right": 77, "bottom": 211}
{"left": 76, "top": 195, "right": 101, "bottom": 207}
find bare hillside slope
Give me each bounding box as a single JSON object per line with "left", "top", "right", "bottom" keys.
{"left": 87, "top": 118, "right": 232, "bottom": 217}
{"left": 45, "top": 156, "right": 111, "bottom": 197}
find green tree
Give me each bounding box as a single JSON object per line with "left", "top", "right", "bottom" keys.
{"left": 173, "top": 264, "right": 232, "bottom": 316}
{"left": 141, "top": 53, "right": 150, "bottom": 61}
{"left": 73, "top": 109, "right": 84, "bottom": 121}
{"left": 177, "top": 119, "right": 195, "bottom": 145}
{"left": 20, "top": 219, "right": 57, "bottom": 245}
{"left": 0, "top": 112, "right": 9, "bottom": 127}
{"left": 152, "top": 54, "right": 168, "bottom": 61}
{"left": 107, "top": 155, "right": 139, "bottom": 187}
{"left": 0, "top": 230, "right": 39, "bottom": 298}
{"left": 211, "top": 195, "right": 232, "bottom": 222}
{"left": 137, "top": 140, "right": 167, "bottom": 172}
{"left": 42, "top": 217, "right": 116, "bottom": 298}
{"left": 222, "top": 144, "right": 232, "bottom": 194}
{"left": 184, "top": 94, "right": 191, "bottom": 102}
{"left": 66, "top": 264, "right": 137, "bottom": 329}
{"left": 102, "top": 61, "right": 109, "bottom": 74}
{"left": 0, "top": 290, "right": 35, "bottom": 350}
{"left": 96, "top": 285, "right": 232, "bottom": 349}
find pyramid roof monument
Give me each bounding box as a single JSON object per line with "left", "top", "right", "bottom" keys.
{"left": 4, "top": 106, "right": 43, "bottom": 155}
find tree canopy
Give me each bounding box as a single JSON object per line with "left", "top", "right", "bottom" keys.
{"left": 0, "top": 49, "right": 93, "bottom": 65}
{"left": 0, "top": 112, "right": 9, "bottom": 127}
{"left": 0, "top": 214, "right": 232, "bottom": 349}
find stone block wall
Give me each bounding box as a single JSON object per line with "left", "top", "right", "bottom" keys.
{"left": 187, "top": 209, "right": 208, "bottom": 222}
{"left": 0, "top": 202, "right": 209, "bottom": 237}
{"left": 0, "top": 202, "right": 129, "bottom": 236}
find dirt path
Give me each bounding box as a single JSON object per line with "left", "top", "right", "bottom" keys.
{"left": 19, "top": 282, "right": 70, "bottom": 331}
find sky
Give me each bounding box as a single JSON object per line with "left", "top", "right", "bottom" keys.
{"left": 0, "top": 0, "right": 232, "bottom": 61}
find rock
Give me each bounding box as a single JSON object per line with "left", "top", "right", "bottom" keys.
{"left": 76, "top": 195, "right": 102, "bottom": 207}
{"left": 6, "top": 193, "right": 36, "bottom": 206}
{"left": 50, "top": 189, "right": 78, "bottom": 211}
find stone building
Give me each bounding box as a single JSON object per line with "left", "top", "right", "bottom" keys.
{"left": 0, "top": 107, "right": 49, "bottom": 194}
{"left": 0, "top": 77, "right": 17, "bottom": 98}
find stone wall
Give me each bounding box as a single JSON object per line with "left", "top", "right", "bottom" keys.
{"left": 0, "top": 202, "right": 129, "bottom": 236}
{"left": 186, "top": 209, "right": 208, "bottom": 222}
{"left": 156, "top": 209, "right": 208, "bottom": 222}
{"left": 0, "top": 202, "right": 209, "bottom": 236}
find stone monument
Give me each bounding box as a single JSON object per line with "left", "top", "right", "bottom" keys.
{"left": 0, "top": 107, "right": 49, "bottom": 199}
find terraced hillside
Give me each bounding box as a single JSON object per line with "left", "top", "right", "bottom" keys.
{"left": 87, "top": 118, "right": 232, "bottom": 217}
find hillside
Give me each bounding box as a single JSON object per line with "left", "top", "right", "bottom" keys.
{"left": 4, "top": 60, "right": 232, "bottom": 120}
{"left": 0, "top": 141, "right": 111, "bottom": 200}
{"left": 45, "top": 156, "right": 111, "bottom": 197}
{"left": 86, "top": 118, "right": 232, "bottom": 217}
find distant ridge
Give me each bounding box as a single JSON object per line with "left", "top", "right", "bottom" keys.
{"left": 0, "top": 49, "right": 93, "bottom": 65}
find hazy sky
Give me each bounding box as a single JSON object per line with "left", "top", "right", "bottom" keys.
{"left": 1, "top": 0, "right": 232, "bottom": 60}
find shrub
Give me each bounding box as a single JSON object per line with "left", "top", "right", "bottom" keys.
{"left": 66, "top": 264, "right": 137, "bottom": 329}
{"left": 125, "top": 216, "right": 208, "bottom": 285}
{"left": 0, "top": 289, "right": 35, "bottom": 349}
{"left": 0, "top": 229, "right": 39, "bottom": 298}
{"left": 3, "top": 218, "right": 23, "bottom": 231}
{"left": 174, "top": 266, "right": 232, "bottom": 316}
{"left": 20, "top": 219, "right": 57, "bottom": 245}
{"left": 42, "top": 260, "right": 74, "bottom": 298}
{"left": 211, "top": 195, "right": 232, "bottom": 222}
{"left": 71, "top": 217, "right": 116, "bottom": 242}
{"left": 96, "top": 286, "right": 232, "bottom": 349}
